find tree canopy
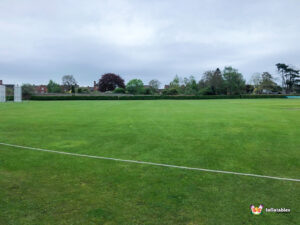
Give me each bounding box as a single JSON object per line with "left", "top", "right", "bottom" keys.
{"left": 62, "top": 75, "right": 77, "bottom": 91}
{"left": 126, "top": 79, "right": 144, "bottom": 94}
{"left": 47, "top": 80, "right": 61, "bottom": 93}
{"left": 98, "top": 73, "right": 125, "bottom": 92}
{"left": 276, "top": 63, "right": 300, "bottom": 93}
{"left": 148, "top": 79, "right": 161, "bottom": 92}
{"left": 223, "top": 67, "right": 245, "bottom": 95}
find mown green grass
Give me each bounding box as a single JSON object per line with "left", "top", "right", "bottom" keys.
{"left": 0, "top": 99, "right": 299, "bottom": 225}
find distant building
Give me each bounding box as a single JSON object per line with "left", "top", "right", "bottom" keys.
{"left": 164, "top": 85, "right": 170, "bottom": 89}
{"left": 143, "top": 85, "right": 151, "bottom": 89}
{"left": 0, "top": 80, "right": 14, "bottom": 89}
{"left": 35, "top": 85, "right": 48, "bottom": 94}
{"left": 93, "top": 81, "right": 98, "bottom": 91}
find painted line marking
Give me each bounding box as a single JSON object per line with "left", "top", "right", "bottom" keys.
{"left": 0, "top": 142, "right": 299, "bottom": 182}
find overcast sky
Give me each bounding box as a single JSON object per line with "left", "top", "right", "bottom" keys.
{"left": 1, "top": 0, "right": 300, "bottom": 86}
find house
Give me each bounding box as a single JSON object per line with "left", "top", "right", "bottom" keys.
{"left": 35, "top": 85, "right": 48, "bottom": 94}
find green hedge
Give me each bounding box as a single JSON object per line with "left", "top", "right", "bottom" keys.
{"left": 118, "top": 95, "right": 242, "bottom": 100}
{"left": 6, "top": 96, "right": 14, "bottom": 101}
{"left": 30, "top": 95, "right": 119, "bottom": 101}
{"left": 240, "top": 94, "right": 288, "bottom": 99}
{"left": 27, "top": 94, "right": 293, "bottom": 101}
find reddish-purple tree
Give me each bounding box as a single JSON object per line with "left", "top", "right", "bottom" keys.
{"left": 98, "top": 73, "right": 125, "bottom": 92}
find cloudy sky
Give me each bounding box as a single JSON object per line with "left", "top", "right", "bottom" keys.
{"left": 1, "top": 0, "right": 299, "bottom": 86}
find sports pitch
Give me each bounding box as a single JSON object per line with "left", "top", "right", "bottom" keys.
{"left": 0, "top": 99, "right": 299, "bottom": 225}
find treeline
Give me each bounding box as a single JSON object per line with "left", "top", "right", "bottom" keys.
{"left": 96, "top": 64, "right": 299, "bottom": 95}
{"left": 20, "top": 63, "right": 300, "bottom": 98}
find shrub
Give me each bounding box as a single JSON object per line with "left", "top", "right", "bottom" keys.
{"left": 77, "top": 87, "right": 90, "bottom": 93}
{"left": 6, "top": 96, "right": 14, "bottom": 101}
{"left": 113, "top": 88, "right": 126, "bottom": 94}
{"left": 143, "top": 88, "right": 153, "bottom": 95}
{"left": 162, "top": 88, "right": 178, "bottom": 95}
{"left": 198, "top": 87, "right": 214, "bottom": 95}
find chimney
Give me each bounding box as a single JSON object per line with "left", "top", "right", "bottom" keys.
{"left": 0, "top": 80, "right": 2, "bottom": 85}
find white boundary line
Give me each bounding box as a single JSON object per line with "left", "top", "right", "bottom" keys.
{"left": 0, "top": 142, "right": 299, "bottom": 182}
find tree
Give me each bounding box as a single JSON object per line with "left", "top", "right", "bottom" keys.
{"left": 201, "top": 68, "right": 225, "bottom": 95}
{"left": 47, "top": 80, "right": 61, "bottom": 93}
{"left": 149, "top": 79, "right": 161, "bottom": 93}
{"left": 250, "top": 72, "right": 279, "bottom": 94}
{"left": 62, "top": 75, "right": 77, "bottom": 92}
{"left": 98, "top": 73, "right": 125, "bottom": 92}
{"left": 126, "top": 79, "right": 144, "bottom": 94}
{"left": 22, "top": 84, "right": 35, "bottom": 99}
{"left": 276, "top": 63, "right": 300, "bottom": 93}
{"left": 223, "top": 66, "right": 246, "bottom": 95}
{"left": 250, "top": 73, "right": 262, "bottom": 93}
{"left": 169, "top": 75, "right": 181, "bottom": 90}
{"left": 245, "top": 84, "right": 254, "bottom": 94}
{"left": 260, "top": 72, "right": 277, "bottom": 92}
{"left": 183, "top": 76, "right": 198, "bottom": 95}
{"left": 71, "top": 85, "right": 75, "bottom": 94}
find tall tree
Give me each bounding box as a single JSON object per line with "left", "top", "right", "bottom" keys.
{"left": 223, "top": 66, "right": 246, "bottom": 95}
{"left": 201, "top": 68, "right": 225, "bottom": 95}
{"left": 276, "top": 63, "right": 299, "bottom": 93}
{"left": 62, "top": 75, "right": 77, "bottom": 92}
{"left": 260, "top": 72, "right": 277, "bottom": 92}
{"left": 98, "top": 73, "right": 125, "bottom": 92}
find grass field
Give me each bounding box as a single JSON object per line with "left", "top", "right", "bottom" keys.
{"left": 0, "top": 99, "right": 299, "bottom": 225}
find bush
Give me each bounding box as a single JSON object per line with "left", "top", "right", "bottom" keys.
{"left": 78, "top": 87, "right": 90, "bottom": 93}
{"left": 6, "top": 96, "right": 14, "bottom": 101}
{"left": 198, "top": 87, "right": 214, "bottom": 95}
{"left": 162, "top": 88, "right": 178, "bottom": 95}
{"left": 143, "top": 88, "right": 153, "bottom": 95}
{"left": 113, "top": 88, "right": 126, "bottom": 94}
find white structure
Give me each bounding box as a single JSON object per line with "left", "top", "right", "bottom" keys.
{"left": 0, "top": 85, "right": 6, "bottom": 102}
{"left": 14, "top": 85, "right": 22, "bottom": 102}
